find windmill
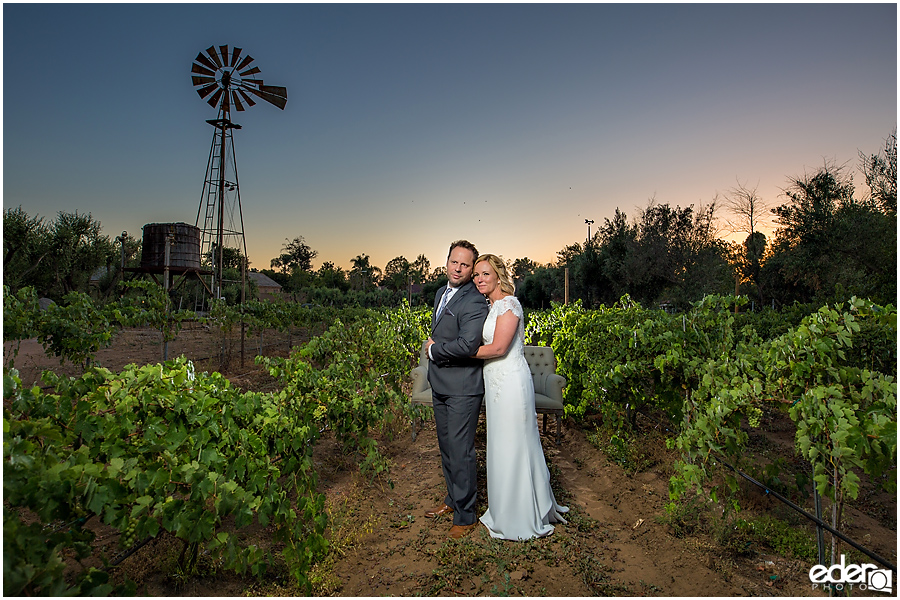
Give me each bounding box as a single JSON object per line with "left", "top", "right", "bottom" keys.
{"left": 190, "top": 44, "right": 287, "bottom": 302}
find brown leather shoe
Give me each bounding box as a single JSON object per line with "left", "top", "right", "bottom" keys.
{"left": 424, "top": 503, "right": 454, "bottom": 518}
{"left": 448, "top": 522, "right": 478, "bottom": 539}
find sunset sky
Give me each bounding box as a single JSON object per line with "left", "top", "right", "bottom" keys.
{"left": 3, "top": 2, "right": 896, "bottom": 274}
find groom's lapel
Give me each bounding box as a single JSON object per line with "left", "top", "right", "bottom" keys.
{"left": 432, "top": 282, "right": 473, "bottom": 331}
{"left": 446, "top": 281, "right": 478, "bottom": 315}
{"left": 432, "top": 286, "right": 450, "bottom": 330}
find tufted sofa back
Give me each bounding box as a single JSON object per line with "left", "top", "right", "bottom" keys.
{"left": 523, "top": 345, "right": 556, "bottom": 376}
{"left": 523, "top": 345, "right": 557, "bottom": 396}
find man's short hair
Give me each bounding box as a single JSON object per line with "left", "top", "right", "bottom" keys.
{"left": 448, "top": 240, "right": 478, "bottom": 262}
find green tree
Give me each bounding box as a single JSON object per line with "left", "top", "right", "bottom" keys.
{"left": 4, "top": 206, "right": 51, "bottom": 293}
{"left": 622, "top": 201, "right": 731, "bottom": 308}
{"left": 518, "top": 266, "right": 565, "bottom": 309}
{"left": 763, "top": 161, "right": 894, "bottom": 304}
{"left": 859, "top": 128, "right": 897, "bottom": 214}
{"left": 556, "top": 243, "right": 582, "bottom": 267}
{"left": 349, "top": 254, "right": 380, "bottom": 290}
{"left": 739, "top": 231, "right": 767, "bottom": 304}
{"left": 314, "top": 261, "right": 349, "bottom": 291}
{"left": 382, "top": 256, "right": 411, "bottom": 292}
{"left": 596, "top": 208, "right": 637, "bottom": 305}
{"left": 511, "top": 257, "right": 538, "bottom": 283}
{"left": 568, "top": 239, "right": 604, "bottom": 308}
{"left": 410, "top": 254, "right": 431, "bottom": 284}
{"left": 270, "top": 236, "right": 317, "bottom": 275}
{"left": 96, "top": 231, "right": 141, "bottom": 299}
{"left": 207, "top": 245, "right": 248, "bottom": 271}
{"left": 3, "top": 208, "right": 116, "bottom": 300}
{"left": 201, "top": 245, "right": 251, "bottom": 304}
{"left": 629, "top": 202, "right": 695, "bottom": 304}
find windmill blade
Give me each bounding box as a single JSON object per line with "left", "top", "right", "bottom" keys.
{"left": 206, "top": 46, "right": 223, "bottom": 68}
{"left": 207, "top": 87, "right": 224, "bottom": 108}
{"left": 247, "top": 84, "right": 287, "bottom": 109}
{"left": 219, "top": 45, "right": 230, "bottom": 66}
{"left": 261, "top": 85, "right": 287, "bottom": 101}
{"left": 191, "top": 62, "right": 216, "bottom": 77}
{"left": 194, "top": 51, "right": 218, "bottom": 72}
{"left": 192, "top": 75, "right": 216, "bottom": 87}
{"left": 239, "top": 66, "right": 261, "bottom": 77}
{"left": 231, "top": 90, "right": 245, "bottom": 111}
{"left": 237, "top": 88, "right": 256, "bottom": 107}
{"left": 235, "top": 54, "right": 254, "bottom": 71}
{"left": 241, "top": 78, "right": 263, "bottom": 88}
{"left": 196, "top": 82, "right": 219, "bottom": 100}
{"left": 230, "top": 47, "right": 242, "bottom": 67}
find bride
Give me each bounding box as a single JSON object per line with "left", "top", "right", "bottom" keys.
{"left": 470, "top": 253, "right": 568, "bottom": 540}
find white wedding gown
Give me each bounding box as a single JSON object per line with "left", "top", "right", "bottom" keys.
{"left": 479, "top": 295, "right": 568, "bottom": 540}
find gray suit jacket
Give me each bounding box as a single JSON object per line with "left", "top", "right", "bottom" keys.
{"left": 427, "top": 281, "right": 489, "bottom": 397}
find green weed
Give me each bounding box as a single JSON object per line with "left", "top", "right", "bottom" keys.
{"left": 726, "top": 515, "right": 817, "bottom": 561}
{"left": 586, "top": 427, "right": 657, "bottom": 475}
{"left": 657, "top": 494, "right": 707, "bottom": 538}
{"left": 306, "top": 489, "right": 379, "bottom": 595}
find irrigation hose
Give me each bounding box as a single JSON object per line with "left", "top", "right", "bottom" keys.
{"left": 106, "top": 535, "right": 154, "bottom": 569}
{"left": 714, "top": 453, "right": 896, "bottom": 573}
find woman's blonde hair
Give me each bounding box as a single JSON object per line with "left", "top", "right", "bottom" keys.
{"left": 475, "top": 253, "right": 516, "bottom": 296}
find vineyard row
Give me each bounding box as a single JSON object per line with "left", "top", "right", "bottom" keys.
{"left": 3, "top": 285, "right": 896, "bottom": 594}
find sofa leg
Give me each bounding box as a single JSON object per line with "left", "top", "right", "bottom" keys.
{"left": 411, "top": 417, "right": 417, "bottom": 441}
{"left": 542, "top": 413, "right": 548, "bottom": 435}
{"left": 555, "top": 414, "right": 561, "bottom": 445}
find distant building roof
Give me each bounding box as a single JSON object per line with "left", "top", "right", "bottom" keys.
{"left": 248, "top": 272, "right": 282, "bottom": 289}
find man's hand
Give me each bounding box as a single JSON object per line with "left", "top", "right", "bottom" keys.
{"left": 425, "top": 337, "right": 435, "bottom": 355}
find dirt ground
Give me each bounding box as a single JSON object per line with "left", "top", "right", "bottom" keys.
{"left": 4, "top": 325, "right": 897, "bottom": 596}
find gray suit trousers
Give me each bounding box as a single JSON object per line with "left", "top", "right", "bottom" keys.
{"left": 432, "top": 390, "right": 483, "bottom": 526}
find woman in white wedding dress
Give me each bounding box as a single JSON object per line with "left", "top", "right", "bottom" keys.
{"left": 471, "top": 254, "right": 568, "bottom": 540}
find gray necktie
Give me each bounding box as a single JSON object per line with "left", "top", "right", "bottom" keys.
{"left": 436, "top": 286, "right": 452, "bottom": 320}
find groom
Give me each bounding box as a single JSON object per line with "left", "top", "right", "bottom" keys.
{"left": 424, "top": 240, "right": 489, "bottom": 539}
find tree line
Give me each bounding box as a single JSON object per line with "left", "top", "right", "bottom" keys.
{"left": 4, "top": 130, "right": 895, "bottom": 310}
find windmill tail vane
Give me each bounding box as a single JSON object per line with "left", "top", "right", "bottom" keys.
{"left": 191, "top": 45, "right": 287, "bottom": 117}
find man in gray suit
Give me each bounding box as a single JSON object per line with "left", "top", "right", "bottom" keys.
{"left": 424, "top": 240, "right": 490, "bottom": 539}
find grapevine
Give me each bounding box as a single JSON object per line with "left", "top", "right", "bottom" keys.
{"left": 5, "top": 282, "right": 894, "bottom": 592}
{"left": 4, "top": 357, "right": 327, "bottom": 595}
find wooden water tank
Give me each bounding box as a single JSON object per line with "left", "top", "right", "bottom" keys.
{"left": 140, "top": 223, "right": 201, "bottom": 269}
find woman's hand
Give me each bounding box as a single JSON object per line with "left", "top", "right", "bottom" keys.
{"left": 472, "top": 312, "right": 518, "bottom": 359}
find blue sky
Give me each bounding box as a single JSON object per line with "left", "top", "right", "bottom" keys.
{"left": 3, "top": 2, "right": 896, "bottom": 273}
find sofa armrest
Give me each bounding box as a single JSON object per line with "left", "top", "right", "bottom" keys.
{"left": 538, "top": 373, "right": 566, "bottom": 406}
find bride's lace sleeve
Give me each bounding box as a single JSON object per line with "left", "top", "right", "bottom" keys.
{"left": 494, "top": 296, "right": 524, "bottom": 320}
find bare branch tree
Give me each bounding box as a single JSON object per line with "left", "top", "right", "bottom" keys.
{"left": 722, "top": 179, "right": 771, "bottom": 236}
{"left": 858, "top": 127, "right": 897, "bottom": 214}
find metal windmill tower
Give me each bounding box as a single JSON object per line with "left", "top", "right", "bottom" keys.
{"left": 190, "top": 45, "right": 287, "bottom": 301}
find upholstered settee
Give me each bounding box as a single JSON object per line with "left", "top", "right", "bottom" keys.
{"left": 409, "top": 343, "right": 566, "bottom": 444}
